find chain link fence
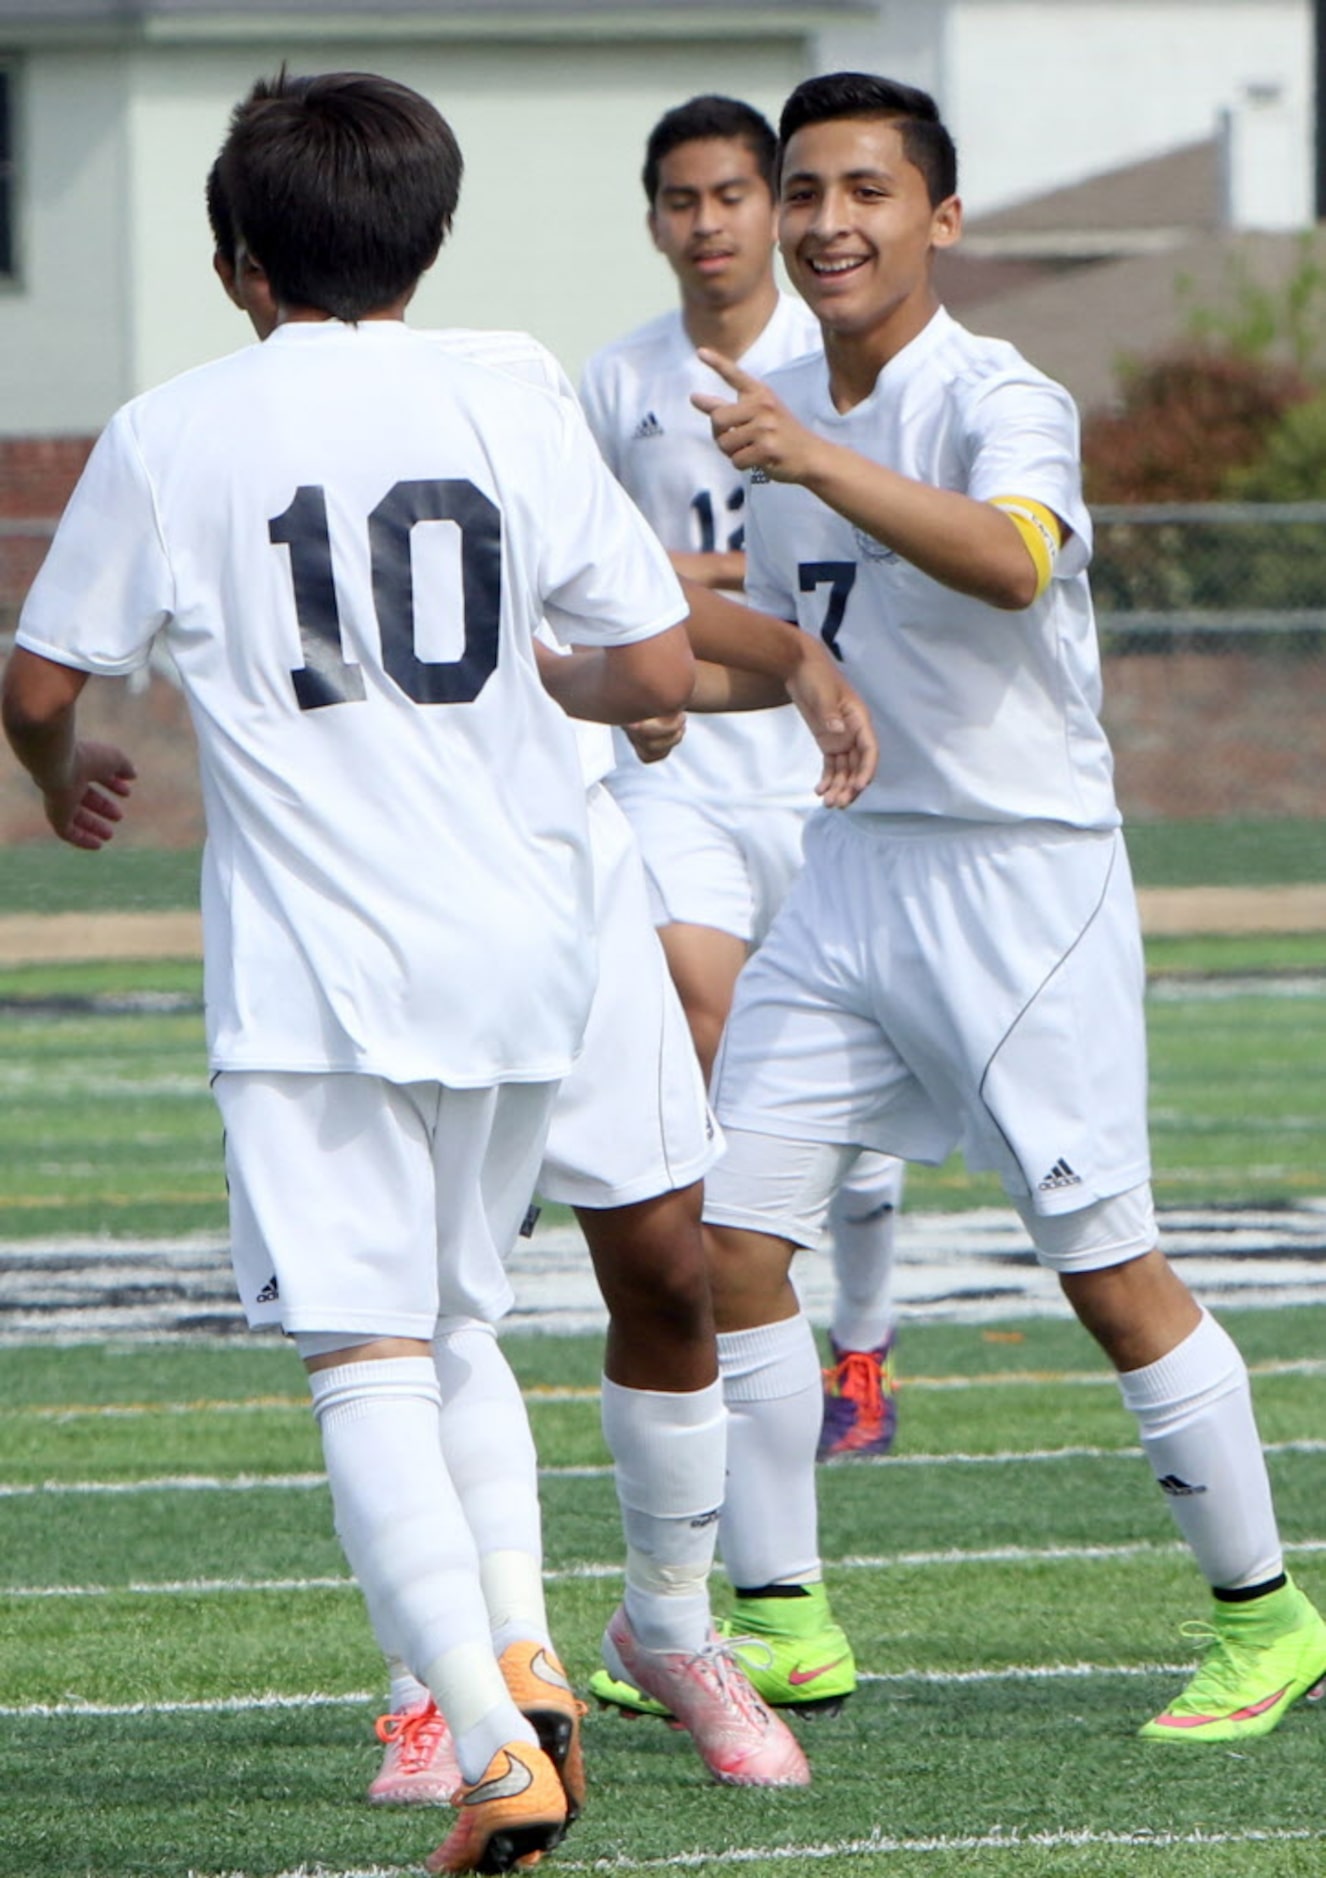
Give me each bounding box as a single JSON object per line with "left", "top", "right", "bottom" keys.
{"left": 3, "top": 504, "right": 1326, "bottom": 869}
{"left": 1094, "top": 505, "right": 1326, "bottom": 843}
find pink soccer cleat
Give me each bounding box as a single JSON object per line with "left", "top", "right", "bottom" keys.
{"left": 369, "top": 1698, "right": 461, "bottom": 1806}
{"left": 601, "top": 1605, "right": 811, "bottom": 1787}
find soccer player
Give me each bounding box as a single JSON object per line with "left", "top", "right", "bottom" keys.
{"left": 201, "top": 163, "right": 844, "bottom": 1796}
{"left": 692, "top": 70, "right": 1326, "bottom": 1746}
{"left": 579, "top": 93, "right": 898, "bottom": 1725}
{"left": 583, "top": 97, "right": 905, "bottom": 1475}
{"left": 3, "top": 69, "right": 707, "bottom": 1875}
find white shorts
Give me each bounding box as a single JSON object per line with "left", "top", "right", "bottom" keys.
{"left": 537, "top": 786, "right": 722, "bottom": 1208}
{"left": 707, "top": 813, "right": 1152, "bottom": 1218}
{"left": 706, "top": 1128, "right": 1156, "bottom": 1272}
{"left": 612, "top": 790, "right": 809, "bottom": 945}
{"left": 216, "top": 1071, "right": 556, "bottom": 1337}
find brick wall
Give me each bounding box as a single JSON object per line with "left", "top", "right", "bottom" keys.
{"left": 0, "top": 436, "right": 95, "bottom": 633}
{"left": 1104, "top": 648, "right": 1326, "bottom": 822}
{"left": 0, "top": 436, "right": 94, "bottom": 519}
{"left": 2, "top": 442, "right": 1325, "bottom": 841}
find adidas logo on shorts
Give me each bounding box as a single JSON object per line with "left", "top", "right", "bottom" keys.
{"left": 1037, "top": 1158, "right": 1082, "bottom": 1192}
{"left": 255, "top": 1274, "right": 280, "bottom": 1303}
{"left": 633, "top": 411, "right": 665, "bottom": 440}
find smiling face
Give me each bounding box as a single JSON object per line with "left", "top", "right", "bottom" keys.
{"left": 648, "top": 135, "right": 778, "bottom": 314}
{"left": 778, "top": 115, "right": 960, "bottom": 360}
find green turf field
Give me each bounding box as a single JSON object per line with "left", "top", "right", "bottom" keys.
{"left": 0, "top": 819, "right": 1322, "bottom": 907}
{"left": 2, "top": 938, "right": 1324, "bottom": 1234}
{"left": 1, "top": 1313, "right": 1323, "bottom": 1878}
{"left": 1, "top": 841, "right": 1323, "bottom": 1873}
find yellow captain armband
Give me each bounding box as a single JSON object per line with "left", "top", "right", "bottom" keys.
{"left": 989, "top": 496, "right": 1064, "bottom": 599}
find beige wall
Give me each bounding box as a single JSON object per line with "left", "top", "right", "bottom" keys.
{"left": 0, "top": 50, "right": 133, "bottom": 430}
{"left": 5, "top": 34, "right": 803, "bottom": 434}
{"left": 4, "top": 3, "right": 1312, "bottom": 438}
{"left": 810, "top": 0, "right": 1313, "bottom": 222}
{"left": 949, "top": 0, "right": 1311, "bottom": 220}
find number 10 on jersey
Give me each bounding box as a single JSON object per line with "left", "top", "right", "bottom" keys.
{"left": 270, "top": 478, "right": 502, "bottom": 711}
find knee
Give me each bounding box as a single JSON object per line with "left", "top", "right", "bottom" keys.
{"left": 582, "top": 1190, "right": 713, "bottom": 1338}
{"left": 703, "top": 1221, "right": 795, "bottom": 1334}
{"left": 1060, "top": 1248, "right": 1200, "bottom": 1372}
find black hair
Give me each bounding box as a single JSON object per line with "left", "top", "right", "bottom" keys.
{"left": 642, "top": 94, "right": 777, "bottom": 203}
{"left": 778, "top": 72, "right": 957, "bottom": 205}
{"left": 205, "top": 156, "right": 235, "bottom": 265}
{"left": 214, "top": 70, "right": 463, "bottom": 320}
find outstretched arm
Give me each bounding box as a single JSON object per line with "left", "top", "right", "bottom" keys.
{"left": 668, "top": 548, "right": 747, "bottom": 592}
{"left": 677, "top": 581, "right": 876, "bottom": 808}
{"left": 693, "top": 348, "right": 1042, "bottom": 610}
{"left": 2, "top": 648, "right": 137, "bottom": 850}
{"left": 534, "top": 625, "right": 695, "bottom": 727}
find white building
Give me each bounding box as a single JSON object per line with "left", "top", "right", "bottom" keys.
{"left": 0, "top": 0, "right": 1315, "bottom": 436}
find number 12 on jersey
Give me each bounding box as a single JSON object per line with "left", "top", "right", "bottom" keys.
{"left": 270, "top": 478, "right": 502, "bottom": 712}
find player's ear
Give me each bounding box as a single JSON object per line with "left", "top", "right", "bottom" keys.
{"left": 931, "top": 194, "right": 962, "bottom": 252}
{"left": 213, "top": 249, "right": 246, "bottom": 311}
{"left": 647, "top": 205, "right": 663, "bottom": 253}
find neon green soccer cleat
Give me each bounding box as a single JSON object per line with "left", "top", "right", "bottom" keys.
{"left": 1140, "top": 1576, "right": 1326, "bottom": 1744}
{"left": 587, "top": 1665, "right": 673, "bottom": 1720}
{"left": 716, "top": 1583, "right": 857, "bottom": 1717}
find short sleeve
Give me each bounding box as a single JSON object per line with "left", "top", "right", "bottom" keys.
{"left": 538, "top": 399, "right": 687, "bottom": 648}
{"left": 964, "top": 373, "right": 1093, "bottom": 576}
{"left": 577, "top": 352, "right": 622, "bottom": 479}
{"left": 16, "top": 408, "right": 174, "bottom": 674}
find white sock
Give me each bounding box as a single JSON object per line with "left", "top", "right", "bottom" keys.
{"left": 601, "top": 1375, "right": 725, "bottom": 1653}
{"left": 717, "top": 1315, "right": 822, "bottom": 1591}
{"left": 829, "top": 1151, "right": 904, "bottom": 1352}
{"left": 386, "top": 1653, "right": 430, "bottom": 1714}
{"left": 1115, "top": 1310, "right": 1284, "bottom": 1591}
{"left": 434, "top": 1321, "right": 551, "bottom": 1658}
{"left": 309, "top": 1357, "right": 534, "bottom": 1780}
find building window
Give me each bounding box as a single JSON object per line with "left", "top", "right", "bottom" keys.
{"left": 0, "top": 64, "right": 14, "bottom": 281}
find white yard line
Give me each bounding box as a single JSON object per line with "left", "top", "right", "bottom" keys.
{"left": 2, "top": 1436, "right": 1323, "bottom": 1496}
{"left": 5, "top": 1536, "right": 1325, "bottom": 1599}
{"left": 50, "top": 1827, "right": 1326, "bottom": 1878}
{"left": 550, "top": 1826, "right": 1326, "bottom": 1870}
{"left": 2, "top": 1358, "right": 1321, "bottom": 1424}
{"left": 0, "top": 1663, "right": 1241, "bottom": 1716}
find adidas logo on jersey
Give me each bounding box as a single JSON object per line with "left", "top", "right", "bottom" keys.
{"left": 633, "top": 411, "right": 665, "bottom": 440}
{"left": 1037, "top": 1158, "right": 1082, "bottom": 1192}
{"left": 255, "top": 1274, "right": 280, "bottom": 1304}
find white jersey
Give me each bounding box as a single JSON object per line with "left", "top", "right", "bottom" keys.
{"left": 581, "top": 293, "right": 823, "bottom": 807}
{"left": 18, "top": 319, "right": 686, "bottom": 1083}
{"left": 433, "top": 328, "right": 615, "bottom": 787}
{"left": 744, "top": 307, "right": 1119, "bottom": 830}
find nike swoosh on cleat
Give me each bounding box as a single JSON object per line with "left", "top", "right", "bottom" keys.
{"left": 529, "top": 1649, "right": 571, "bottom": 1693}
{"left": 787, "top": 1656, "right": 850, "bottom": 1687}
{"left": 462, "top": 1751, "right": 535, "bottom": 1806}
{"left": 1155, "top": 1684, "right": 1291, "bottom": 1727}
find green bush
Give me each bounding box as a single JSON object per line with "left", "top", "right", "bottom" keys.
{"left": 1227, "top": 391, "right": 1326, "bottom": 499}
